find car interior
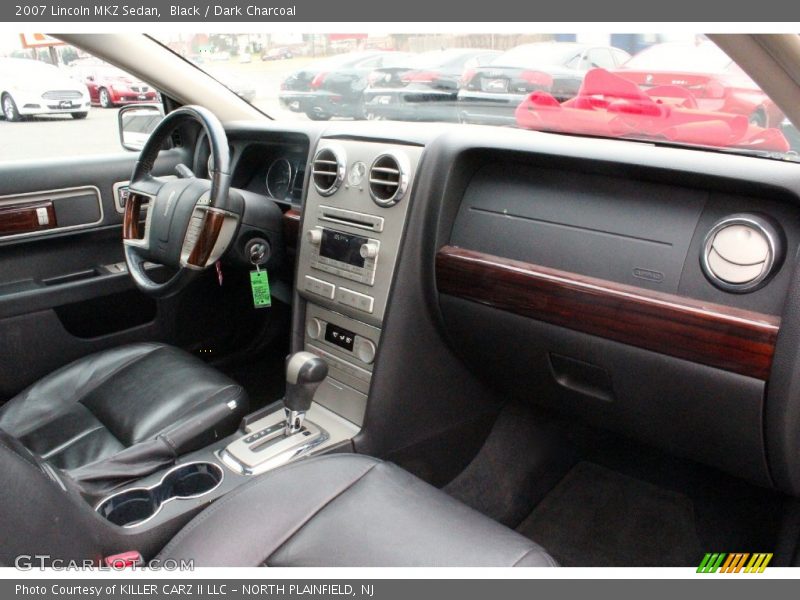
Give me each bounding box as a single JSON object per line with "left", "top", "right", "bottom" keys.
{"left": 3, "top": 32, "right": 800, "bottom": 568}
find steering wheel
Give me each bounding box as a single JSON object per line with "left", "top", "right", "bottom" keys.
{"left": 123, "top": 105, "right": 240, "bottom": 298}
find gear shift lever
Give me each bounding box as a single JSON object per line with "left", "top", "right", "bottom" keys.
{"left": 283, "top": 352, "right": 328, "bottom": 436}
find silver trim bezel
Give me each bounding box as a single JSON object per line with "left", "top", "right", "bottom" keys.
{"left": 217, "top": 423, "right": 329, "bottom": 476}
{"left": 312, "top": 145, "right": 346, "bottom": 197}
{"left": 121, "top": 189, "right": 155, "bottom": 251}
{"left": 265, "top": 157, "right": 294, "bottom": 200}
{"left": 368, "top": 151, "right": 410, "bottom": 207}
{"left": 0, "top": 185, "right": 104, "bottom": 241}
{"left": 700, "top": 214, "right": 781, "bottom": 294}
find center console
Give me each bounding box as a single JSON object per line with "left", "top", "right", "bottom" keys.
{"left": 295, "top": 139, "right": 423, "bottom": 426}
{"left": 215, "top": 138, "right": 423, "bottom": 477}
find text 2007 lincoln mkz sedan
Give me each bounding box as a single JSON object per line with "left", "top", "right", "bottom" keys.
{"left": 1, "top": 32, "right": 800, "bottom": 569}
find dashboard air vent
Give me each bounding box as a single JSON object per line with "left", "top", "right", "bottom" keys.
{"left": 700, "top": 214, "right": 783, "bottom": 293}
{"left": 369, "top": 152, "right": 409, "bottom": 207}
{"left": 312, "top": 146, "right": 345, "bottom": 197}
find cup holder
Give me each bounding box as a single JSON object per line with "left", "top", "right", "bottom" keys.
{"left": 96, "top": 462, "right": 224, "bottom": 527}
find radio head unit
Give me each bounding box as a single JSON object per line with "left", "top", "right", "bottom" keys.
{"left": 321, "top": 229, "right": 367, "bottom": 267}
{"left": 308, "top": 226, "right": 379, "bottom": 286}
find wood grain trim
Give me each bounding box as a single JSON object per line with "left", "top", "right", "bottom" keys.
{"left": 436, "top": 245, "right": 780, "bottom": 380}
{"left": 187, "top": 210, "right": 226, "bottom": 267}
{"left": 122, "top": 193, "right": 144, "bottom": 240}
{"left": 283, "top": 208, "right": 301, "bottom": 248}
{"left": 0, "top": 201, "right": 56, "bottom": 236}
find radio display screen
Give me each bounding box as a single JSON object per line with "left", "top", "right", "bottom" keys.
{"left": 320, "top": 229, "right": 367, "bottom": 268}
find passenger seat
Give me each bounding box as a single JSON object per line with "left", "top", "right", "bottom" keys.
{"left": 0, "top": 430, "right": 556, "bottom": 567}
{"left": 157, "top": 454, "right": 557, "bottom": 567}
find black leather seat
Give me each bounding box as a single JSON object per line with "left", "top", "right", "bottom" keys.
{"left": 0, "top": 343, "right": 247, "bottom": 490}
{"left": 158, "top": 454, "right": 556, "bottom": 567}
{"left": 0, "top": 433, "right": 555, "bottom": 567}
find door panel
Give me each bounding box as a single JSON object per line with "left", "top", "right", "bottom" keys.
{"left": 0, "top": 150, "right": 182, "bottom": 399}
{"left": 0, "top": 147, "right": 287, "bottom": 402}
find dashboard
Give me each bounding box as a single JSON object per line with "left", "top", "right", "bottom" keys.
{"left": 189, "top": 118, "right": 800, "bottom": 498}
{"left": 232, "top": 142, "right": 307, "bottom": 204}
{"left": 193, "top": 131, "right": 308, "bottom": 204}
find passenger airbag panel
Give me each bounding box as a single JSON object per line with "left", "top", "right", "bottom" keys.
{"left": 451, "top": 162, "right": 707, "bottom": 292}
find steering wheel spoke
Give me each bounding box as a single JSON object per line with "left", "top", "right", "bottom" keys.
{"left": 122, "top": 190, "right": 152, "bottom": 247}
{"left": 128, "top": 174, "right": 166, "bottom": 198}
{"left": 181, "top": 207, "right": 233, "bottom": 269}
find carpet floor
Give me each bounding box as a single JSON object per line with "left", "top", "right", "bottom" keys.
{"left": 516, "top": 461, "right": 704, "bottom": 567}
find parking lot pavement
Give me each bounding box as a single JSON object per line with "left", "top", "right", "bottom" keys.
{"left": 0, "top": 57, "right": 315, "bottom": 162}
{"left": 0, "top": 108, "right": 124, "bottom": 162}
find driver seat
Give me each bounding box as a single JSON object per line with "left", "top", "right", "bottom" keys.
{"left": 0, "top": 343, "right": 247, "bottom": 493}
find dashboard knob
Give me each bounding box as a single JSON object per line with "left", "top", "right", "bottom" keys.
{"left": 360, "top": 242, "right": 379, "bottom": 259}
{"left": 306, "top": 318, "right": 324, "bottom": 340}
{"left": 356, "top": 338, "right": 377, "bottom": 364}
{"left": 307, "top": 229, "right": 322, "bottom": 245}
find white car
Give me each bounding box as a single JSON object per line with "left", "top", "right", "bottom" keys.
{"left": 0, "top": 58, "right": 91, "bottom": 121}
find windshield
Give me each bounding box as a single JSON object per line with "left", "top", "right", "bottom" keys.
{"left": 490, "top": 43, "right": 585, "bottom": 68}
{"left": 147, "top": 33, "right": 799, "bottom": 158}
{"left": 306, "top": 51, "right": 386, "bottom": 69}
{"left": 622, "top": 42, "right": 733, "bottom": 73}
{"left": 0, "top": 57, "right": 57, "bottom": 74}
{"left": 411, "top": 49, "right": 489, "bottom": 69}
{"left": 92, "top": 66, "right": 132, "bottom": 78}
{"left": 2, "top": 32, "right": 797, "bottom": 161}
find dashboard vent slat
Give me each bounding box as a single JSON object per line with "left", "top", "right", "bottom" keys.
{"left": 311, "top": 147, "right": 345, "bottom": 197}
{"left": 369, "top": 153, "right": 409, "bottom": 207}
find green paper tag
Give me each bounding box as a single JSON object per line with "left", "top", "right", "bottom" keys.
{"left": 250, "top": 270, "right": 271, "bottom": 308}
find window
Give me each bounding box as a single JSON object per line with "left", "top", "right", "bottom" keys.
{"left": 0, "top": 35, "right": 161, "bottom": 161}
{"left": 586, "top": 48, "right": 615, "bottom": 69}
{"left": 3, "top": 32, "right": 800, "bottom": 162}
{"left": 611, "top": 48, "right": 631, "bottom": 66}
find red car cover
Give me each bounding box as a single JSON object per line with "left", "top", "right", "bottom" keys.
{"left": 514, "top": 68, "right": 790, "bottom": 152}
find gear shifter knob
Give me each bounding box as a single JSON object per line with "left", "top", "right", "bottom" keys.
{"left": 283, "top": 352, "right": 328, "bottom": 435}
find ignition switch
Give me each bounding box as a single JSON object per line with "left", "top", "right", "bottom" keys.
{"left": 245, "top": 237, "right": 271, "bottom": 266}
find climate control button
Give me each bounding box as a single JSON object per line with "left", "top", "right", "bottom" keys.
{"left": 303, "top": 275, "right": 335, "bottom": 299}
{"left": 355, "top": 337, "right": 377, "bottom": 364}
{"left": 336, "top": 287, "right": 374, "bottom": 314}
{"left": 306, "top": 318, "right": 325, "bottom": 340}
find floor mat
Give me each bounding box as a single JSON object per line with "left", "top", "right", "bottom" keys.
{"left": 517, "top": 461, "right": 704, "bottom": 567}
{"left": 444, "top": 404, "right": 576, "bottom": 527}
